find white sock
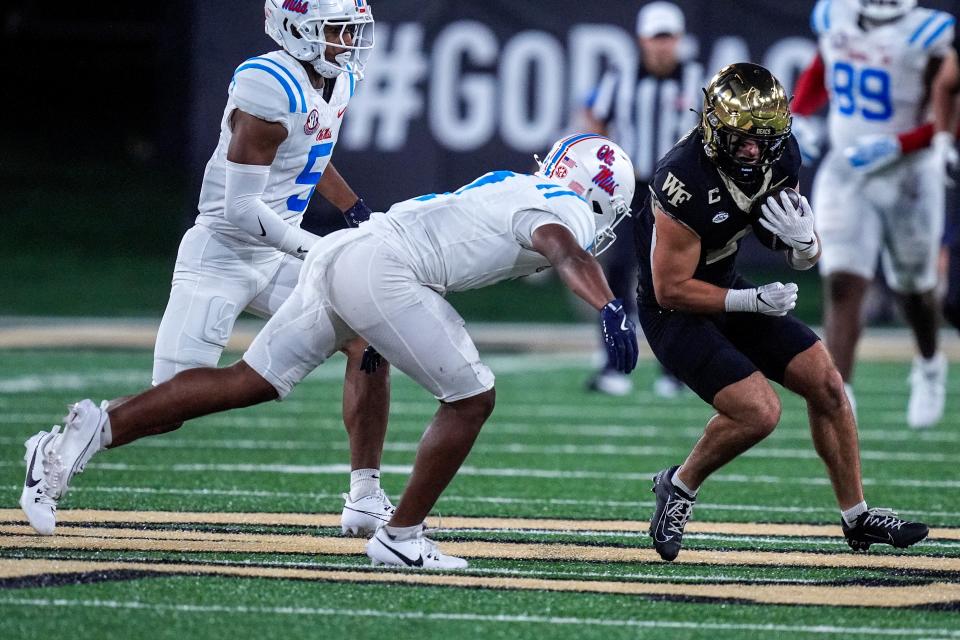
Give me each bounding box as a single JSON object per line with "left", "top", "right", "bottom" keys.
{"left": 383, "top": 523, "right": 421, "bottom": 541}
{"left": 671, "top": 469, "right": 698, "bottom": 497}
{"left": 99, "top": 400, "right": 112, "bottom": 449}
{"left": 349, "top": 468, "right": 381, "bottom": 501}
{"left": 842, "top": 501, "right": 868, "bottom": 527}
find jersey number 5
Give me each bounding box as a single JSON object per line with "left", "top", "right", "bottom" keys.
{"left": 287, "top": 142, "right": 333, "bottom": 213}
{"left": 832, "top": 62, "right": 893, "bottom": 121}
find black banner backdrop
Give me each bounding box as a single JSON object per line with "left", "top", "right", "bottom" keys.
{"left": 189, "top": 0, "right": 959, "bottom": 246}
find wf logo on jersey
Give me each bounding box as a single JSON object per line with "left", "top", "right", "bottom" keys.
{"left": 592, "top": 166, "right": 618, "bottom": 196}
{"left": 315, "top": 127, "right": 332, "bottom": 141}
{"left": 282, "top": 0, "right": 309, "bottom": 14}
{"left": 304, "top": 109, "right": 320, "bottom": 135}
{"left": 596, "top": 144, "right": 616, "bottom": 166}
{"left": 662, "top": 172, "right": 692, "bottom": 207}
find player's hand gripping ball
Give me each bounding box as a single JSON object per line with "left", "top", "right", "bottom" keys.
{"left": 750, "top": 187, "right": 802, "bottom": 251}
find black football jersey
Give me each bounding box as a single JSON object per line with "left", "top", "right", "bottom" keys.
{"left": 635, "top": 129, "right": 801, "bottom": 308}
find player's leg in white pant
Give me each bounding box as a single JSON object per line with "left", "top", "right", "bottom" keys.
{"left": 324, "top": 236, "right": 493, "bottom": 568}
{"left": 153, "top": 226, "right": 277, "bottom": 385}
{"left": 814, "top": 154, "right": 883, "bottom": 385}
{"left": 879, "top": 153, "right": 948, "bottom": 428}
{"left": 248, "top": 252, "right": 394, "bottom": 532}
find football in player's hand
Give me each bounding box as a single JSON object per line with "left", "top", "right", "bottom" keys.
{"left": 750, "top": 186, "right": 802, "bottom": 251}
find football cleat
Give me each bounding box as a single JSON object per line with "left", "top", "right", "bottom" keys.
{"left": 842, "top": 508, "right": 929, "bottom": 551}
{"left": 586, "top": 369, "right": 633, "bottom": 396}
{"left": 907, "top": 353, "right": 946, "bottom": 429}
{"left": 653, "top": 373, "right": 686, "bottom": 399}
{"left": 19, "top": 399, "right": 107, "bottom": 536}
{"left": 19, "top": 428, "right": 63, "bottom": 536}
{"left": 341, "top": 489, "right": 395, "bottom": 537}
{"left": 649, "top": 465, "right": 697, "bottom": 561}
{"left": 366, "top": 526, "right": 468, "bottom": 570}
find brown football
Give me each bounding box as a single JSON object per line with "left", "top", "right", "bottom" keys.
{"left": 750, "top": 186, "right": 802, "bottom": 251}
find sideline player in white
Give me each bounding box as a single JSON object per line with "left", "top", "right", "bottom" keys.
{"left": 134, "top": 0, "right": 392, "bottom": 533}
{"left": 20, "top": 135, "right": 640, "bottom": 569}
{"left": 791, "top": 0, "right": 959, "bottom": 429}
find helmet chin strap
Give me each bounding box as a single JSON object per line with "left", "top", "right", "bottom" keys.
{"left": 311, "top": 55, "right": 344, "bottom": 79}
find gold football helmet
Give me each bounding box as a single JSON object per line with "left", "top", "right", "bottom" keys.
{"left": 700, "top": 62, "right": 791, "bottom": 182}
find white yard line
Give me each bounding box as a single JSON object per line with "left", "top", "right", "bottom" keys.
{"left": 0, "top": 434, "right": 950, "bottom": 464}
{"left": 1, "top": 460, "right": 957, "bottom": 489}
{"left": 0, "top": 597, "right": 955, "bottom": 637}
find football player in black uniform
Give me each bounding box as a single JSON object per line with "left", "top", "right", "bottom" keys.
{"left": 635, "top": 63, "right": 929, "bottom": 561}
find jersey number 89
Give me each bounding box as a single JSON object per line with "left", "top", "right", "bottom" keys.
{"left": 832, "top": 62, "right": 893, "bottom": 121}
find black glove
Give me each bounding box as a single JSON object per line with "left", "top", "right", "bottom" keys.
{"left": 360, "top": 345, "right": 383, "bottom": 374}
{"left": 343, "top": 197, "right": 373, "bottom": 227}
{"left": 600, "top": 298, "right": 638, "bottom": 374}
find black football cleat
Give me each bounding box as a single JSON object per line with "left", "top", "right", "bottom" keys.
{"left": 649, "top": 465, "right": 697, "bottom": 561}
{"left": 842, "top": 508, "right": 929, "bottom": 551}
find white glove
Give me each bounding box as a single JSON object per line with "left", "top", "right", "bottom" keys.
{"left": 759, "top": 192, "right": 819, "bottom": 259}
{"left": 933, "top": 131, "right": 959, "bottom": 185}
{"left": 843, "top": 133, "right": 902, "bottom": 173}
{"left": 725, "top": 282, "right": 799, "bottom": 316}
{"left": 791, "top": 115, "right": 823, "bottom": 164}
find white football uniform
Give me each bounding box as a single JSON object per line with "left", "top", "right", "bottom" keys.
{"left": 810, "top": 0, "right": 954, "bottom": 291}
{"left": 153, "top": 51, "right": 357, "bottom": 384}
{"left": 243, "top": 172, "right": 597, "bottom": 402}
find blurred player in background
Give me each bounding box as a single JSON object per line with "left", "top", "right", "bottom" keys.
{"left": 791, "top": 0, "right": 959, "bottom": 429}
{"left": 581, "top": 1, "right": 702, "bottom": 398}
{"left": 136, "top": 0, "right": 394, "bottom": 534}
{"left": 20, "top": 135, "right": 640, "bottom": 570}
{"left": 637, "top": 63, "right": 929, "bottom": 562}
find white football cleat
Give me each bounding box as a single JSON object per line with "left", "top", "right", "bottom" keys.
{"left": 366, "top": 527, "right": 468, "bottom": 570}
{"left": 20, "top": 399, "right": 107, "bottom": 535}
{"left": 20, "top": 428, "right": 63, "bottom": 535}
{"left": 587, "top": 370, "right": 633, "bottom": 396}
{"left": 907, "top": 353, "right": 947, "bottom": 429}
{"left": 341, "top": 489, "right": 395, "bottom": 536}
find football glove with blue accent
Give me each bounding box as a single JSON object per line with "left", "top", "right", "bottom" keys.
{"left": 843, "top": 134, "right": 901, "bottom": 173}
{"left": 600, "top": 299, "right": 638, "bottom": 374}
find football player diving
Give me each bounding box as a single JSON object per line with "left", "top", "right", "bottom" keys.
{"left": 635, "top": 63, "right": 930, "bottom": 562}
{"left": 19, "top": 135, "right": 639, "bottom": 570}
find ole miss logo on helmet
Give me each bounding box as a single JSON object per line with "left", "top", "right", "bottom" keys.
{"left": 282, "top": 0, "right": 309, "bottom": 14}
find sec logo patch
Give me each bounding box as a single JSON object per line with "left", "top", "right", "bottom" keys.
{"left": 304, "top": 109, "right": 320, "bottom": 135}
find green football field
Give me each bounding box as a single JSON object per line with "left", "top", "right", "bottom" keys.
{"left": 0, "top": 348, "right": 958, "bottom": 639}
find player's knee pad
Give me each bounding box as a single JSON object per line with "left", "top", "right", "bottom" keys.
{"left": 153, "top": 295, "right": 240, "bottom": 384}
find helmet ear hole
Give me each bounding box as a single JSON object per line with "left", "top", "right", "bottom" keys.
{"left": 592, "top": 201, "right": 604, "bottom": 216}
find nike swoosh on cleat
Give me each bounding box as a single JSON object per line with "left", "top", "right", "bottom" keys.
{"left": 24, "top": 444, "right": 43, "bottom": 488}
{"left": 258, "top": 218, "right": 267, "bottom": 237}
{"left": 378, "top": 537, "right": 424, "bottom": 567}
{"left": 343, "top": 506, "right": 391, "bottom": 521}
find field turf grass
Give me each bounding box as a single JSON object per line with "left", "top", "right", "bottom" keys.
{"left": 0, "top": 349, "right": 958, "bottom": 639}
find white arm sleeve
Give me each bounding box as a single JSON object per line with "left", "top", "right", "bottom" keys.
{"left": 224, "top": 161, "right": 320, "bottom": 258}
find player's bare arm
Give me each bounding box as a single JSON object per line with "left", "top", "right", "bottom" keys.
{"left": 227, "top": 109, "right": 287, "bottom": 165}
{"left": 316, "top": 162, "right": 373, "bottom": 226}
{"left": 930, "top": 48, "right": 960, "bottom": 135}
{"left": 651, "top": 205, "right": 728, "bottom": 313}
{"left": 316, "top": 162, "right": 360, "bottom": 211}
{"left": 223, "top": 109, "right": 320, "bottom": 257}
{"left": 530, "top": 223, "right": 615, "bottom": 310}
